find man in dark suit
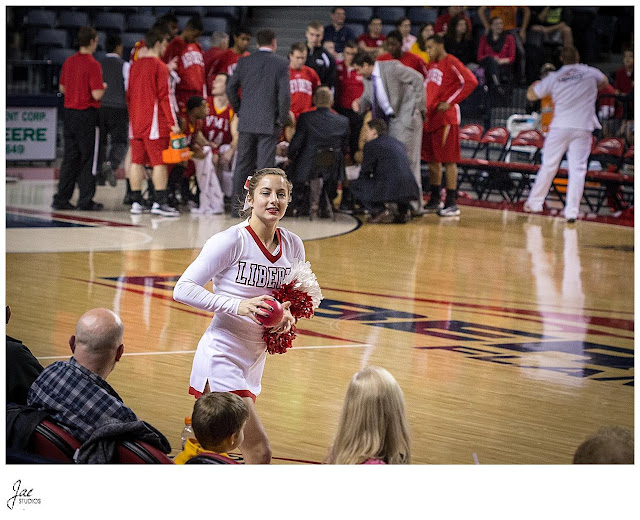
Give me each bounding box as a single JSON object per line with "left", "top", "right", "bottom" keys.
{"left": 287, "top": 86, "right": 349, "bottom": 219}
{"left": 350, "top": 118, "right": 420, "bottom": 223}
{"left": 227, "top": 29, "right": 290, "bottom": 215}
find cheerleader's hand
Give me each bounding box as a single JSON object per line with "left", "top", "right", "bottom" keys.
{"left": 238, "top": 295, "right": 280, "bottom": 325}
{"left": 270, "top": 301, "right": 295, "bottom": 336}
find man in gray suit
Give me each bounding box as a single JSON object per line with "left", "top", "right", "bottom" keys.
{"left": 352, "top": 52, "right": 425, "bottom": 215}
{"left": 227, "top": 29, "right": 291, "bottom": 216}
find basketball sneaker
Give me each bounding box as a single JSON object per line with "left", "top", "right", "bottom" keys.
{"left": 438, "top": 204, "right": 460, "bottom": 217}
{"left": 151, "top": 202, "right": 180, "bottom": 217}
{"left": 423, "top": 199, "right": 444, "bottom": 213}
{"left": 523, "top": 201, "right": 542, "bottom": 213}
{"left": 130, "top": 202, "right": 148, "bottom": 214}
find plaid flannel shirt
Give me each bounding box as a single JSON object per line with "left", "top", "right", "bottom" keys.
{"left": 27, "top": 357, "right": 138, "bottom": 443}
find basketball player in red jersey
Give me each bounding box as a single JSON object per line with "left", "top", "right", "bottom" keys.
{"left": 127, "top": 25, "right": 181, "bottom": 217}
{"left": 423, "top": 34, "right": 477, "bottom": 217}
{"left": 204, "top": 73, "right": 238, "bottom": 178}
{"left": 163, "top": 16, "right": 205, "bottom": 114}
{"left": 377, "top": 30, "right": 428, "bottom": 78}
{"left": 209, "top": 27, "right": 251, "bottom": 82}
{"left": 288, "top": 42, "right": 321, "bottom": 120}
{"left": 205, "top": 74, "right": 238, "bottom": 199}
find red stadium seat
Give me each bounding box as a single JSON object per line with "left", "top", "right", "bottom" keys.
{"left": 116, "top": 440, "right": 174, "bottom": 464}
{"left": 30, "top": 419, "right": 81, "bottom": 463}
{"left": 459, "top": 124, "right": 484, "bottom": 143}
{"left": 591, "top": 137, "right": 626, "bottom": 158}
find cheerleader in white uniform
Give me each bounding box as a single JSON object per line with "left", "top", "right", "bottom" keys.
{"left": 173, "top": 167, "right": 303, "bottom": 464}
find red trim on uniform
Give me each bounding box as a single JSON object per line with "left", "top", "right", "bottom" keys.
{"left": 189, "top": 386, "right": 256, "bottom": 402}
{"left": 245, "top": 225, "right": 283, "bottom": 263}
{"left": 230, "top": 390, "right": 257, "bottom": 402}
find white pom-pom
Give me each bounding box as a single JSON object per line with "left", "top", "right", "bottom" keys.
{"left": 284, "top": 259, "right": 323, "bottom": 309}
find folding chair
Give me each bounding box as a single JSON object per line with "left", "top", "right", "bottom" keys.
{"left": 507, "top": 129, "right": 545, "bottom": 201}
{"left": 582, "top": 137, "right": 627, "bottom": 212}
{"left": 457, "top": 124, "right": 484, "bottom": 192}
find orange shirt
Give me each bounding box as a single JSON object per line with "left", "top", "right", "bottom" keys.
{"left": 488, "top": 6, "right": 519, "bottom": 31}
{"left": 540, "top": 95, "right": 554, "bottom": 134}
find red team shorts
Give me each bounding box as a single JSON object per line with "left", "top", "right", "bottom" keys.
{"left": 130, "top": 136, "right": 170, "bottom": 167}
{"left": 421, "top": 124, "right": 461, "bottom": 163}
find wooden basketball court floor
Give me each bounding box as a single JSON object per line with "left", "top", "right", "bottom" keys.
{"left": 5, "top": 180, "right": 634, "bottom": 465}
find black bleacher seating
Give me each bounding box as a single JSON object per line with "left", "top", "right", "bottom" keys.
{"left": 203, "top": 17, "right": 228, "bottom": 35}
{"left": 49, "top": 47, "right": 76, "bottom": 66}
{"left": 101, "top": 6, "right": 139, "bottom": 15}
{"left": 94, "top": 50, "right": 107, "bottom": 62}
{"left": 56, "top": 11, "right": 89, "bottom": 30}
{"left": 35, "top": 29, "right": 68, "bottom": 49}
{"left": 26, "top": 9, "right": 56, "bottom": 28}
{"left": 407, "top": 7, "right": 438, "bottom": 25}
{"left": 381, "top": 24, "right": 395, "bottom": 36}
{"left": 121, "top": 32, "right": 144, "bottom": 52}
{"left": 198, "top": 36, "right": 212, "bottom": 51}
{"left": 345, "top": 23, "right": 365, "bottom": 38}
{"left": 127, "top": 13, "right": 155, "bottom": 33}
{"left": 94, "top": 12, "right": 125, "bottom": 33}
{"left": 173, "top": 7, "right": 205, "bottom": 18}
{"left": 205, "top": 6, "right": 238, "bottom": 21}
{"left": 345, "top": 7, "right": 373, "bottom": 24}
{"left": 95, "top": 31, "right": 107, "bottom": 51}
{"left": 177, "top": 15, "right": 190, "bottom": 32}
{"left": 375, "top": 7, "right": 406, "bottom": 24}
{"left": 152, "top": 6, "right": 171, "bottom": 17}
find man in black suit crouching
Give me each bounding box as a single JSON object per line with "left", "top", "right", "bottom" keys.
{"left": 350, "top": 118, "right": 420, "bottom": 223}
{"left": 287, "top": 86, "right": 349, "bottom": 219}
{"left": 227, "top": 29, "right": 291, "bottom": 216}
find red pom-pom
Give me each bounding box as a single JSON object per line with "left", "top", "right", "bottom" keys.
{"left": 263, "top": 325, "right": 298, "bottom": 355}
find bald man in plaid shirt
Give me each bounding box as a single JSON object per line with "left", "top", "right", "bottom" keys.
{"left": 27, "top": 308, "right": 137, "bottom": 443}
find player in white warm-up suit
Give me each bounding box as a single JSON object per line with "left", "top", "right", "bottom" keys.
{"left": 173, "top": 168, "right": 303, "bottom": 464}
{"left": 524, "top": 46, "right": 609, "bottom": 223}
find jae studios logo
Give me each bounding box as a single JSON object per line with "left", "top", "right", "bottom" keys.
{"left": 7, "top": 480, "right": 41, "bottom": 510}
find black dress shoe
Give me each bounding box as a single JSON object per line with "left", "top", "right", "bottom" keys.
{"left": 77, "top": 201, "right": 104, "bottom": 211}
{"left": 51, "top": 201, "right": 76, "bottom": 210}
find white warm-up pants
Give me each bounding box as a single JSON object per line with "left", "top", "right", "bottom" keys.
{"left": 193, "top": 146, "right": 224, "bottom": 214}
{"left": 526, "top": 127, "right": 592, "bottom": 220}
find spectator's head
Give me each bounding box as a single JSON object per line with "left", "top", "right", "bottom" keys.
{"left": 343, "top": 39, "right": 358, "bottom": 65}
{"left": 306, "top": 21, "right": 324, "bottom": 49}
{"left": 623, "top": 50, "right": 633, "bottom": 72}
{"left": 365, "top": 118, "right": 387, "bottom": 141}
{"left": 187, "top": 96, "right": 208, "bottom": 120}
{"left": 330, "top": 7, "right": 347, "bottom": 28}
{"left": 417, "top": 23, "right": 435, "bottom": 50}
{"left": 233, "top": 27, "right": 252, "bottom": 53}
{"left": 395, "top": 17, "right": 412, "bottom": 38}
{"left": 446, "top": 14, "right": 469, "bottom": 41}
{"left": 573, "top": 426, "right": 634, "bottom": 464}
{"left": 211, "top": 31, "right": 229, "bottom": 50}
{"left": 289, "top": 42, "right": 308, "bottom": 70}
{"left": 70, "top": 308, "right": 124, "bottom": 380}
{"left": 489, "top": 16, "right": 504, "bottom": 37}
{"left": 210, "top": 73, "right": 228, "bottom": 97}
{"left": 352, "top": 51, "right": 375, "bottom": 78}
{"left": 367, "top": 17, "right": 383, "bottom": 38}
{"left": 384, "top": 30, "right": 403, "bottom": 58}
{"left": 313, "top": 85, "right": 333, "bottom": 108}
{"left": 157, "top": 13, "right": 179, "bottom": 39}
{"left": 243, "top": 167, "right": 293, "bottom": 219}
{"left": 426, "top": 34, "right": 446, "bottom": 61}
{"left": 540, "top": 63, "right": 556, "bottom": 79}
{"left": 183, "top": 16, "right": 203, "bottom": 43}
{"left": 77, "top": 26, "right": 98, "bottom": 51}
{"left": 328, "top": 366, "right": 411, "bottom": 464}
{"left": 192, "top": 392, "right": 249, "bottom": 453}
{"left": 105, "top": 34, "right": 123, "bottom": 55}
{"left": 145, "top": 25, "right": 170, "bottom": 56}
{"left": 448, "top": 6, "right": 465, "bottom": 17}
{"left": 256, "top": 29, "right": 276, "bottom": 50}
{"left": 560, "top": 45, "right": 580, "bottom": 65}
